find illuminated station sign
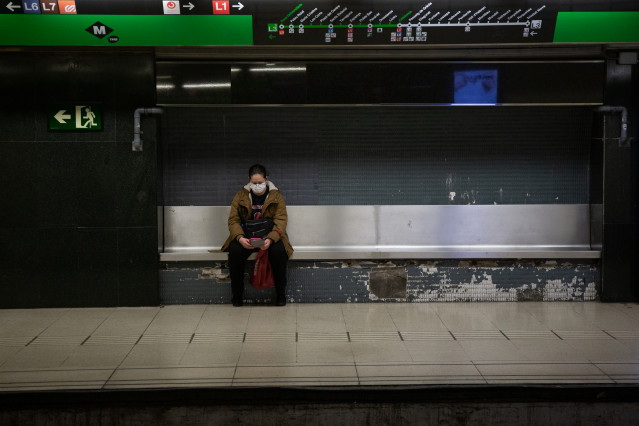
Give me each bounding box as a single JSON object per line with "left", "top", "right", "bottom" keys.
{"left": 0, "top": 1, "right": 638, "bottom": 45}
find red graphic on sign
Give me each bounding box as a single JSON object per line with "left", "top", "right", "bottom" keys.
{"left": 167, "top": 1, "right": 176, "bottom": 9}
{"left": 58, "top": 1, "right": 76, "bottom": 14}
{"left": 213, "top": 1, "right": 229, "bottom": 14}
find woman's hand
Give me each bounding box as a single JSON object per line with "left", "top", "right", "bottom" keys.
{"left": 238, "top": 237, "right": 253, "bottom": 250}
{"left": 261, "top": 238, "right": 272, "bottom": 250}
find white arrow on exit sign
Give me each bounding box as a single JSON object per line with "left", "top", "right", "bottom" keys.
{"left": 54, "top": 110, "right": 72, "bottom": 124}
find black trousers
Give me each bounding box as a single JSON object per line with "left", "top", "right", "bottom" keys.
{"left": 228, "top": 239, "right": 288, "bottom": 302}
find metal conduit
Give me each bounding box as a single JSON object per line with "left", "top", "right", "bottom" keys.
{"left": 596, "top": 106, "right": 629, "bottom": 146}
{"left": 132, "top": 107, "right": 164, "bottom": 151}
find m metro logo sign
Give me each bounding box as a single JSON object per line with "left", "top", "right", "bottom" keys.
{"left": 0, "top": 15, "right": 253, "bottom": 46}
{"left": 85, "top": 21, "right": 113, "bottom": 39}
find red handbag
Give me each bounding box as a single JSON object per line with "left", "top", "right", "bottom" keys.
{"left": 249, "top": 249, "right": 275, "bottom": 289}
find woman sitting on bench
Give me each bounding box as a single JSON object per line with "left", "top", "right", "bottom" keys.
{"left": 221, "top": 164, "right": 294, "bottom": 307}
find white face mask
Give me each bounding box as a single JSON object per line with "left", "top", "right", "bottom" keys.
{"left": 250, "top": 182, "right": 267, "bottom": 193}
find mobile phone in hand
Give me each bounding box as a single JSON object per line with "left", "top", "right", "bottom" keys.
{"left": 250, "top": 238, "right": 265, "bottom": 247}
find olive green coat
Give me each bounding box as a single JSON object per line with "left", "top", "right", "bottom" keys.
{"left": 221, "top": 182, "right": 294, "bottom": 258}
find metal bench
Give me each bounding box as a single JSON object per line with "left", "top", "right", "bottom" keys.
{"left": 159, "top": 205, "right": 600, "bottom": 261}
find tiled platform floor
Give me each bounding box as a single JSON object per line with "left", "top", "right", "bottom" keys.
{"left": 1, "top": 302, "right": 638, "bottom": 391}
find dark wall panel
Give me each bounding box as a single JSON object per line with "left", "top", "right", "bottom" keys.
{"left": 599, "top": 59, "right": 639, "bottom": 302}
{"left": 162, "top": 106, "right": 592, "bottom": 207}
{"left": 158, "top": 61, "right": 604, "bottom": 105}
{"left": 0, "top": 52, "right": 158, "bottom": 308}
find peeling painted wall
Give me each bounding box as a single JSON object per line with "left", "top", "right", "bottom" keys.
{"left": 159, "top": 260, "right": 600, "bottom": 304}
{"left": 409, "top": 260, "right": 598, "bottom": 302}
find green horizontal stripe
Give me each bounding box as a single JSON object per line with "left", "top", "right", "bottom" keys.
{"left": 0, "top": 15, "right": 253, "bottom": 46}
{"left": 554, "top": 12, "right": 639, "bottom": 43}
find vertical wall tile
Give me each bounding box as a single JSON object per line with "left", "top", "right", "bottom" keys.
{"left": 0, "top": 229, "right": 39, "bottom": 308}
{"left": 0, "top": 142, "right": 39, "bottom": 228}
{"left": 36, "top": 142, "right": 79, "bottom": 227}
{"left": 75, "top": 142, "right": 120, "bottom": 228}
{"left": 38, "top": 227, "right": 80, "bottom": 307}
{"left": 77, "top": 229, "right": 119, "bottom": 306}
{"left": 602, "top": 224, "right": 637, "bottom": 302}
{"left": 0, "top": 51, "right": 157, "bottom": 308}
{"left": 117, "top": 227, "right": 159, "bottom": 306}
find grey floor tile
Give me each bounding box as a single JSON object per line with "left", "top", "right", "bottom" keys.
{"left": 30, "top": 335, "right": 87, "bottom": 346}
{"left": 0, "top": 336, "right": 34, "bottom": 347}
{"left": 119, "top": 343, "right": 190, "bottom": 368}
{"left": 386, "top": 304, "right": 448, "bottom": 331}
{"left": 297, "top": 305, "right": 347, "bottom": 332}
{"left": 570, "top": 303, "right": 639, "bottom": 330}
{"left": 195, "top": 305, "right": 251, "bottom": 333}
{"left": 238, "top": 341, "right": 297, "bottom": 365}
{"left": 349, "top": 331, "right": 402, "bottom": 342}
{"left": 478, "top": 304, "right": 549, "bottom": 331}
{"left": 192, "top": 332, "right": 245, "bottom": 344}
{"left": 457, "top": 339, "right": 529, "bottom": 362}
{"left": 617, "top": 338, "right": 639, "bottom": 355}
{"left": 404, "top": 340, "right": 472, "bottom": 362}
{"left": 0, "top": 309, "right": 68, "bottom": 337}
{"left": 0, "top": 345, "right": 77, "bottom": 370}
{"left": 554, "top": 330, "right": 613, "bottom": 340}
{"left": 357, "top": 363, "right": 484, "bottom": 385}
{"left": 0, "top": 346, "right": 24, "bottom": 368}
{"left": 342, "top": 305, "right": 397, "bottom": 332}
{"left": 233, "top": 364, "right": 358, "bottom": 386}
{"left": 611, "top": 304, "right": 639, "bottom": 321}
{"left": 144, "top": 305, "right": 207, "bottom": 335}
{"left": 61, "top": 344, "right": 133, "bottom": 368}
{"left": 430, "top": 304, "right": 498, "bottom": 331}
{"left": 562, "top": 339, "right": 639, "bottom": 362}
{"left": 138, "top": 333, "right": 192, "bottom": 345}
{"left": 522, "top": 303, "right": 601, "bottom": 331}
{"left": 106, "top": 367, "right": 234, "bottom": 389}
{"left": 245, "top": 306, "right": 298, "bottom": 333}
{"left": 179, "top": 343, "right": 243, "bottom": 366}
{"left": 476, "top": 362, "right": 613, "bottom": 384}
{"left": 296, "top": 317, "right": 348, "bottom": 333}
{"left": 296, "top": 304, "right": 346, "bottom": 314}
{"left": 234, "top": 364, "right": 357, "bottom": 380}
{"left": 509, "top": 338, "right": 589, "bottom": 362}
{"left": 244, "top": 332, "right": 296, "bottom": 343}
{"left": 106, "top": 381, "right": 232, "bottom": 389}
{"left": 91, "top": 307, "right": 159, "bottom": 336}
{"left": 40, "top": 308, "right": 116, "bottom": 337}
{"left": 594, "top": 363, "right": 639, "bottom": 382}
{"left": 0, "top": 384, "right": 105, "bottom": 391}
{"left": 0, "top": 369, "right": 111, "bottom": 391}
{"left": 232, "top": 379, "right": 359, "bottom": 387}
{"left": 297, "top": 332, "right": 349, "bottom": 343}
{"left": 452, "top": 330, "right": 507, "bottom": 340}
{"left": 350, "top": 341, "right": 412, "bottom": 363}
{"left": 3, "top": 302, "right": 639, "bottom": 391}
{"left": 84, "top": 335, "right": 141, "bottom": 346}
{"left": 296, "top": 341, "right": 354, "bottom": 363}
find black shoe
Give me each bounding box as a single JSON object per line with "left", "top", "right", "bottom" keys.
{"left": 232, "top": 299, "right": 243, "bottom": 307}
{"left": 275, "top": 297, "right": 286, "bottom": 307}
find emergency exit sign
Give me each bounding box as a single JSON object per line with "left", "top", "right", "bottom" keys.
{"left": 49, "top": 104, "right": 102, "bottom": 131}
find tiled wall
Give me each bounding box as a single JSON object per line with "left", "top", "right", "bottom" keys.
{"left": 161, "top": 106, "right": 592, "bottom": 206}
{"left": 159, "top": 260, "right": 600, "bottom": 304}
{"left": 0, "top": 52, "right": 159, "bottom": 308}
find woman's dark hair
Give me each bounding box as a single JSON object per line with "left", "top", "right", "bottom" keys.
{"left": 248, "top": 164, "right": 268, "bottom": 179}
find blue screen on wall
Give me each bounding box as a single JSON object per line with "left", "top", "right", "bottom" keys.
{"left": 454, "top": 70, "right": 498, "bottom": 104}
